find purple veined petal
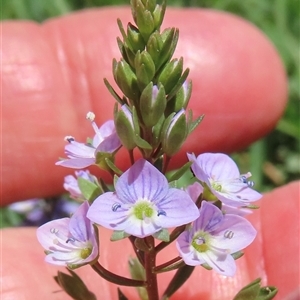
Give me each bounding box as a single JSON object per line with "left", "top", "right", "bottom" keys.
{"left": 115, "top": 159, "right": 169, "bottom": 203}
{"left": 200, "top": 248, "right": 236, "bottom": 276}
{"left": 56, "top": 157, "right": 95, "bottom": 169}
{"left": 87, "top": 192, "right": 130, "bottom": 230}
{"left": 154, "top": 189, "right": 199, "bottom": 228}
{"left": 64, "top": 175, "right": 82, "bottom": 197}
{"left": 187, "top": 153, "right": 207, "bottom": 182}
{"left": 214, "top": 188, "right": 262, "bottom": 207}
{"left": 186, "top": 182, "right": 204, "bottom": 203}
{"left": 96, "top": 132, "right": 121, "bottom": 153}
{"left": 64, "top": 142, "right": 95, "bottom": 158}
{"left": 210, "top": 214, "right": 257, "bottom": 253}
{"left": 69, "top": 202, "right": 91, "bottom": 242}
{"left": 92, "top": 120, "right": 116, "bottom": 147}
{"left": 194, "top": 201, "right": 223, "bottom": 232}
{"left": 196, "top": 153, "right": 240, "bottom": 181}
{"left": 37, "top": 218, "right": 70, "bottom": 250}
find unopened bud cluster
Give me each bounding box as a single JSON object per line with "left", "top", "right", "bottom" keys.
{"left": 109, "top": 0, "right": 201, "bottom": 160}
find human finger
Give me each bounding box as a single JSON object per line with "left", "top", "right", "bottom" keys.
{"left": 2, "top": 8, "right": 287, "bottom": 205}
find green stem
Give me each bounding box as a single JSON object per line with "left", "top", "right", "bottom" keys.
{"left": 154, "top": 256, "right": 184, "bottom": 273}
{"left": 144, "top": 236, "right": 159, "bottom": 300}
{"left": 91, "top": 261, "right": 144, "bottom": 287}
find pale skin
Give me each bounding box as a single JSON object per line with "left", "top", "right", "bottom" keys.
{"left": 1, "top": 7, "right": 299, "bottom": 300}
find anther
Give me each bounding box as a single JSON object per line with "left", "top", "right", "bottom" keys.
{"left": 112, "top": 203, "right": 121, "bottom": 212}
{"left": 50, "top": 228, "right": 59, "bottom": 234}
{"left": 86, "top": 111, "right": 95, "bottom": 122}
{"left": 66, "top": 237, "right": 76, "bottom": 243}
{"left": 64, "top": 136, "right": 75, "bottom": 143}
{"left": 224, "top": 230, "right": 234, "bottom": 239}
{"left": 247, "top": 181, "right": 254, "bottom": 188}
{"left": 157, "top": 210, "right": 166, "bottom": 217}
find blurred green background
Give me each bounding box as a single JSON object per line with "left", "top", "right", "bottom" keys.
{"left": 1, "top": 0, "right": 299, "bottom": 227}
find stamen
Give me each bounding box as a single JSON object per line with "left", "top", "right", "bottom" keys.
{"left": 66, "top": 237, "right": 76, "bottom": 243}
{"left": 247, "top": 181, "right": 254, "bottom": 188}
{"left": 64, "top": 136, "right": 75, "bottom": 143}
{"left": 157, "top": 210, "right": 166, "bottom": 217}
{"left": 240, "top": 172, "right": 254, "bottom": 187}
{"left": 50, "top": 228, "right": 59, "bottom": 234}
{"left": 86, "top": 111, "right": 95, "bottom": 122}
{"left": 112, "top": 203, "right": 121, "bottom": 212}
{"left": 224, "top": 230, "right": 234, "bottom": 239}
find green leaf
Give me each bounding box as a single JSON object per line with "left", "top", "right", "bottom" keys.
{"left": 103, "top": 78, "right": 124, "bottom": 105}
{"left": 167, "top": 161, "right": 192, "bottom": 182}
{"left": 162, "top": 265, "right": 195, "bottom": 300}
{"left": 118, "top": 288, "right": 129, "bottom": 300}
{"left": 105, "top": 158, "right": 123, "bottom": 176}
{"left": 54, "top": 269, "right": 96, "bottom": 300}
{"left": 256, "top": 286, "right": 278, "bottom": 300}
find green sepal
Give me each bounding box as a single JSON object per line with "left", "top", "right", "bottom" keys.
{"left": 54, "top": 269, "right": 97, "bottom": 300}
{"left": 188, "top": 110, "right": 204, "bottom": 135}
{"left": 232, "top": 251, "right": 244, "bottom": 260}
{"left": 133, "top": 0, "right": 155, "bottom": 40}
{"left": 244, "top": 204, "right": 260, "bottom": 210}
{"left": 161, "top": 110, "right": 187, "bottom": 157}
{"left": 113, "top": 174, "right": 119, "bottom": 188}
{"left": 165, "top": 80, "right": 192, "bottom": 115}
{"left": 127, "top": 22, "right": 145, "bottom": 52}
{"left": 140, "top": 82, "right": 166, "bottom": 127}
{"left": 157, "top": 58, "right": 183, "bottom": 94}
{"left": 166, "top": 68, "right": 190, "bottom": 101}
{"left": 110, "top": 230, "right": 131, "bottom": 241}
{"left": 95, "top": 152, "right": 116, "bottom": 172}
{"left": 167, "top": 161, "right": 193, "bottom": 182}
{"left": 233, "top": 278, "right": 278, "bottom": 300}
{"left": 128, "top": 257, "right": 147, "bottom": 300}
{"left": 117, "top": 38, "right": 136, "bottom": 70}
{"left": 113, "top": 58, "right": 140, "bottom": 102}
{"left": 134, "top": 134, "right": 153, "bottom": 150}
{"left": 152, "top": 228, "right": 170, "bottom": 242}
{"left": 152, "top": 114, "right": 165, "bottom": 149}
{"left": 152, "top": 0, "right": 166, "bottom": 29}
{"left": 114, "top": 104, "right": 136, "bottom": 150}
{"left": 77, "top": 177, "right": 102, "bottom": 202}
{"left": 162, "top": 265, "right": 195, "bottom": 300}
{"left": 118, "top": 288, "right": 129, "bottom": 300}
{"left": 135, "top": 51, "right": 156, "bottom": 90}
{"left": 105, "top": 158, "right": 123, "bottom": 176}
{"left": 168, "top": 180, "right": 178, "bottom": 188}
{"left": 103, "top": 78, "right": 125, "bottom": 106}
{"left": 200, "top": 262, "right": 213, "bottom": 271}
{"left": 156, "top": 28, "right": 179, "bottom": 72}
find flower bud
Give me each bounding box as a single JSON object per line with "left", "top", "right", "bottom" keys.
{"left": 135, "top": 51, "right": 156, "bottom": 90}
{"left": 157, "top": 58, "right": 183, "bottom": 94}
{"left": 132, "top": 0, "right": 155, "bottom": 40}
{"left": 152, "top": 3, "right": 166, "bottom": 29}
{"left": 165, "top": 80, "right": 192, "bottom": 115}
{"left": 114, "top": 105, "right": 136, "bottom": 150}
{"left": 113, "top": 59, "right": 139, "bottom": 101}
{"left": 127, "top": 23, "right": 145, "bottom": 52}
{"left": 146, "top": 31, "right": 163, "bottom": 66}
{"left": 140, "top": 83, "right": 166, "bottom": 127}
{"left": 161, "top": 109, "right": 187, "bottom": 156}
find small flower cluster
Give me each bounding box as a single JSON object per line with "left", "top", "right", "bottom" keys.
{"left": 36, "top": 1, "right": 269, "bottom": 299}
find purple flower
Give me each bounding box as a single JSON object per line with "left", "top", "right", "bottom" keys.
{"left": 187, "top": 153, "right": 262, "bottom": 207}
{"left": 176, "top": 201, "right": 256, "bottom": 276}
{"left": 87, "top": 159, "right": 199, "bottom": 238}
{"left": 186, "top": 182, "right": 252, "bottom": 216}
{"left": 56, "top": 112, "right": 121, "bottom": 169}
{"left": 64, "top": 170, "right": 97, "bottom": 200}
{"left": 36, "top": 201, "right": 98, "bottom": 268}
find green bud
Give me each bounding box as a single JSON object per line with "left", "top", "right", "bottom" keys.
{"left": 127, "top": 23, "right": 145, "bottom": 52}
{"left": 140, "top": 82, "right": 166, "bottom": 127}
{"left": 132, "top": 0, "right": 155, "bottom": 41}
{"left": 152, "top": 114, "right": 165, "bottom": 149}
{"left": 161, "top": 109, "right": 187, "bottom": 157}
{"left": 114, "top": 104, "right": 136, "bottom": 150}
{"left": 165, "top": 80, "right": 192, "bottom": 115}
{"left": 157, "top": 58, "right": 183, "bottom": 94}
{"left": 146, "top": 31, "right": 163, "bottom": 67}
{"left": 113, "top": 59, "right": 140, "bottom": 102}
{"left": 135, "top": 51, "right": 156, "bottom": 90}
{"left": 152, "top": 1, "right": 166, "bottom": 29}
